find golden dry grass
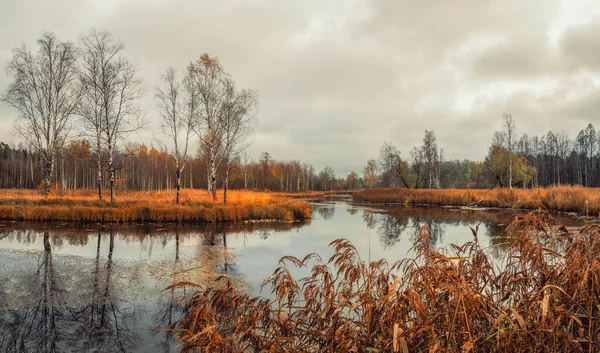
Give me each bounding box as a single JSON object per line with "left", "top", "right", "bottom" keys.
{"left": 0, "top": 189, "right": 312, "bottom": 223}
{"left": 354, "top": 186, "right": 600, "bottom": 216}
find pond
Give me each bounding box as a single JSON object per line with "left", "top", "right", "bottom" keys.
{"left": 0, "top": 198, "right": 584, "bottom": 352}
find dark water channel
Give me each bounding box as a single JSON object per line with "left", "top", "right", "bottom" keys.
{"left": 0, "top": 199, "right": 584, "bottom": 352}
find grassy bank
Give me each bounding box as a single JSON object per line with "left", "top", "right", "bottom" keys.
{"left": 353, "top": 186, "right": 600, "bottom": 216}
{"left": 0, "top": 189, "right": 311, "bottom": 223}
{"left": 170, "top": 211, "right": 600, "bottom": 352}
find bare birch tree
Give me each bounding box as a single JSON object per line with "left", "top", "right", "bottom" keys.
{"left": 77, "top": 30, "right": 110, "bottom": 200}
{"left": 503, "top": 113, "right": 516, "bottom": 190}
{"left": 378, "top": 142, "right": 402, "bottom": 188}
{"left": 220, "top": 78, "right": 257, "bottom": 204}
{"left": 422, "top": 130, "right": 439, "bottom": 189}
{"left": 556, "top": 131, "right": 570, "bottom": 186}
{"left": 156, "top": 67, "right": 195, "bottom": 204}
{"left": 260, "top": 152, "right": 271, "bottom": 189}
{"left": 584, "top": 123, "right": 596, "bottom": 187}
{"left": 78, "top": 30, "right": 144, "bottom": 202}
{"left": 3, "top": 32, "right": 80, "bottom": 195}
{"left": 187, "top": 54, "right": 227, "bottom": 201}
{"left": 546, "top": 131, "right": 558, "bottom": 186}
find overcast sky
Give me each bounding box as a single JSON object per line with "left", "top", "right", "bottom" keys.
{"left": 1, "top": 0, "right": 600, "bottom": 176}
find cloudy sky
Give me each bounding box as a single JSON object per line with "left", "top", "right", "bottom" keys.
{"left": 1, "top": 0, "right": 600, "bottom": 176}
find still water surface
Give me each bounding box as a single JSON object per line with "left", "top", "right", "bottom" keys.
{"left": 0, "top": 199, "right": 584, "bottom": 352}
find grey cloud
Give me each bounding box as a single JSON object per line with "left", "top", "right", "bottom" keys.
{"left": 561, "top": 21, "right": 600, "bottom": 71}
{"left": 467, "top": 18, "right": 600, "bottom": 80}
{"left": 362, "top": 0, "right": 559, "bottom": 64}
{"left": 469, "top": 36, "right": 557, "bottom": 80}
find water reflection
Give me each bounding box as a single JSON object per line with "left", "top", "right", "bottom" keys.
{"left": 150, "top": 232, "right": 185, "bottom": 353}
{"left": 0, "top": 202, "right": 585, "bottom": 352}
{"left": 72, "top": 232, "right": 142, "bottom": 352}
{"left": 353, "top": 205, "right": 584, "bottom": 251}
{"left": 198, "top": 230, "right": 241, "bottom": 276}
{"left": 316, "top": 205, "right": 336, "bottom": 220}
{"left": 0, "top": 223, "right": 285, "bottom": 353}
{"left": 151, "top": 287, "right": 184, "bottom": 353}
{"left": 0, "top": 232, "right": 143, "bottom": 352}
{"left": 0, "top": 233, "right": 67, "bottom": 352}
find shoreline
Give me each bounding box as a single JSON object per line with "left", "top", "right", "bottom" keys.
{"left": 353, "top": 199, "right": 583, "bottom": 216}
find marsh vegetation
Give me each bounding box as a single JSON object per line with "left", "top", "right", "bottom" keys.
{"left": 171, "top": 210, "right": 600, "bottom": 353}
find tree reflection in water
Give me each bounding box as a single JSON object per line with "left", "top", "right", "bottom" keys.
{"left": 316, "top": 205, "right": 335, "bottom": 220}
{"left": 0, "top": 231, "right": 142, "bottom": 352}
{"left": 359, "top": 206, "right": 526, "bottom": 250}
{"left": 199, "top": 227, "right": 240, "bottom": 276}
{"left": 71, "top": 232, "right": 141, "bottom": 353}
{"left": 0, "top": 232, "right": 66, "bottom": 352}
{"left": 150, "top": 226, "right": 244, "bottom": 352}
{"left": 377, "top": 213, "right": 412, "bottom": 249}
{"left": 361, "top": 211, "right": 377, "bottom": 230}
{"left": 151, "top": 232, "right": 185, "bottom": 353}
{"left": 346, "top": 207, "right": 359, "bottom": 216}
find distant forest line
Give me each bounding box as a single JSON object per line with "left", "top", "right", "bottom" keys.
{"left": 0, "top": 142, "right": 333, "bottom": 192}
{"left": 1, "top": 118, "right": 599, "bottom": 192}
{"left": 363, "top": 117, "right": 599, "bottom": 190}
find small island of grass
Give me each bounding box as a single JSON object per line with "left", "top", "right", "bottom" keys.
{"left": 0, "top": 189, "right": 312, "bottom": 224}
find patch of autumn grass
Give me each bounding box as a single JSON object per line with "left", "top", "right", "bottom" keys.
{"left": 0, "top": 189, "right": 312, "bottom": 223}
{"left": 353, "top": 186, "right": 600, "bottom": 216}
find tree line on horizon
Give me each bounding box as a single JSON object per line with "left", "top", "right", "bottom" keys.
{"left": 0, "top": 142, "right": 339, "bottom": 193}
{"left": 6, "top": 115, "right": 598, "bottom": 194}
{"left": 358, "top": 116, "right": 600, "bottom": 190}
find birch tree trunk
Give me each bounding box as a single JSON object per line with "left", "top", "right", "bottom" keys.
{"left": 43, "top": 156, "right": 54, "bottom": 196}
{"left": 176, "top": 169, "right": 181, "bottom": 204}
{"left": 223, "top": 161, "right": 230, "bottom": 205}
{"left": 509, "top": 152, "right": 513, "bottom": 190}
{"left": 209, "top": 146, "right": 217, "bottom": 201}
{"left": 108, "top": 141, "right": 115, "bottom": 203}
{"left": 97, "top": 148, "right": 103, "bottom": 201}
